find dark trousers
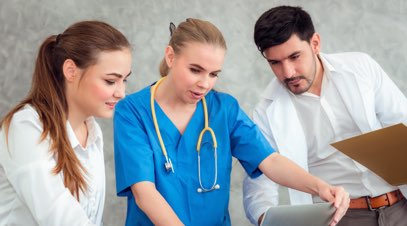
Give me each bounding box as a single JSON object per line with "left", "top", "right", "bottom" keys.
{"left": 338, "top": 198, "right": 407, "bottom": 226}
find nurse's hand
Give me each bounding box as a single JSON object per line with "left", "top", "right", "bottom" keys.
{"left": 259, "top": 153, "right": 349, "bottom": 226}
{"left": 316, "top": 182, "right": 349, "bottom": 226}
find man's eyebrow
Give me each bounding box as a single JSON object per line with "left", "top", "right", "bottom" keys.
{"left": 267, "top": 51, "right": 301, "bottom": 63}
{"left": 288, "top": 51, "right": 301, "bottom": 58}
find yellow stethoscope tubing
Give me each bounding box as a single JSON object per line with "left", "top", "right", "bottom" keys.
{"left": 151, "top": 77, "right": 218, "bottom": 154}
{"left": 196, "top": 97, "right": 218, "bottom": 152}
{"left": 151, "top": 77, "right": 220, "bottom": 192}
{"left": 151, "top": 78, "right": 173, "bottom": 172}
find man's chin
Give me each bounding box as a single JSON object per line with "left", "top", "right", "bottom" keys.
{"left": 288, "top": 85, "right": 308, "bottom": 95}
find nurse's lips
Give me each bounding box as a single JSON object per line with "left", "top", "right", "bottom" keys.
{"left": 190, "top": 91, "right": 204, "bottom": 99}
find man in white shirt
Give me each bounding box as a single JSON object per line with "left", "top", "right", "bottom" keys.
{"left": 243, "top": 5, "right": 407, "bottom": 226}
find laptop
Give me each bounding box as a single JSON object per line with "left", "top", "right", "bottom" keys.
{"left": 260, "top": 202, "right": 335, "bottom": 226}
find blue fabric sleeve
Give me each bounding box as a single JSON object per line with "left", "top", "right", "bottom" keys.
{"left": 227, "top": 95, "right": 275, "bottom": 178}
{"left": 114, "top": 98, "right": 155, "bottom": 197}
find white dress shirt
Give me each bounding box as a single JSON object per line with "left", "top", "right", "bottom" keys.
{"left": 243, "top": 52, "right": 407, "bottom": 225}
{"left": 0, "top": 105, "right": 105, "bottom": 226}
{"left": 290, "top": 68, "right": 397, "bottom": 201}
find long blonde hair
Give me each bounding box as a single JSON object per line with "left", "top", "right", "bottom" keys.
{"left": 0, "top": 21, "right": 131, "bottom": 199}
{"left": 159, "top": 18, "right": 227, "bottom": 77}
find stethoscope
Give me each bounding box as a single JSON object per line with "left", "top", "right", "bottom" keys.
{"left": 150, "top": 77, "right": 220, "bottom": 193}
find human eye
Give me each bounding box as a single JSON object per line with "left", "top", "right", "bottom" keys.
{"left": 290, "top": 54, "right": 300, "bottom": 60}
{"left": 269, "top": 60, "right": 279, "bottom": 65}
{"left": 123, "top": 73, "right": 131, "bottom": 83}
{"left": 105, "top": 80, "right": 115, "bottom": 85}
{"left": 190, "top": 67, "right": 201, "bottom": 74}
{"left": 210, "top": 72, "right": 219, "bottom": 78}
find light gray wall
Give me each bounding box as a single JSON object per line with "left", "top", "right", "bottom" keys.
{"left": 1, "top": 1, "right": 406, "bottom": 225}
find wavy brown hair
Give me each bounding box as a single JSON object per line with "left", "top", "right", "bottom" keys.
{"left": 0, "top": 20, "right": 131, "bottom": 199}
{"left": 159, "top": 18, "right": 227, "bottom": 77}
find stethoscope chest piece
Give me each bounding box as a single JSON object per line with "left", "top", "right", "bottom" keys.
{"left": 164, "top": 158, "right": 174, "bottom": 173}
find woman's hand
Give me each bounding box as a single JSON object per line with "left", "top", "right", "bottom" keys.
{"left": 316, "top": 181, "right": 349, "bottom": 226}
{"left": 259, "top": 153, "right": 349, "bottom": 226}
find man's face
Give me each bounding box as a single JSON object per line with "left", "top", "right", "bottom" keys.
{"left": 263, "top": 34, "right": 321, "bottom": 94}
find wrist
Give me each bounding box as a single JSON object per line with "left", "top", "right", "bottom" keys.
{"left": 315, "top": 178, "right": 330, "bottom": 195}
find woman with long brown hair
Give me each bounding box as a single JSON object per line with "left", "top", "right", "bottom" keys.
{"left": 0, "top": 20, "right": 132, "bottom": 225}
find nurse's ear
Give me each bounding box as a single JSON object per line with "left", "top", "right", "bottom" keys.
{"left": 165, "top": 45, "right": 175, "bottom": 68}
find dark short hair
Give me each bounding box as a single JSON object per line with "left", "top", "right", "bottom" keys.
{"left": 254, "top": 6, "right": 315, "bottom": 55}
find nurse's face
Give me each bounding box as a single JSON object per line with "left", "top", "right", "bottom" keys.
{"left": 263, "top": 33, "right": 321, "bottom": 94}
{"left": 165, "top": 42, "right": 225, "bottom": 105}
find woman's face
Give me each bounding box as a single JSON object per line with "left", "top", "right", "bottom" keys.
{"left": 165, "top": 42, "right": 225, "bottom": 105}
{"left": 68, "top": 49, "right": 132, "bottom": 119}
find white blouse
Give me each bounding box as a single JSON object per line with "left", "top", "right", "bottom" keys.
{"left": 0, "top": 105, "right": 105, "bottom": 226}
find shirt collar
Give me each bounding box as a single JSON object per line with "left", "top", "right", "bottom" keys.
{"left": 66, "top": 117, "right": 102, "bottom": 150}
{"left": 319, "top": 53, "right": 337, "bottom": 74}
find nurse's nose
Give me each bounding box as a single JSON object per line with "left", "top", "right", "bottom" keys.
{"left": 197, "top": 75, "right": 210, "bottom": 89}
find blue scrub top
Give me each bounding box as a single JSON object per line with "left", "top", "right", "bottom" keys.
{"left": 114, "top": 85, "right": 274, "bottom": 226}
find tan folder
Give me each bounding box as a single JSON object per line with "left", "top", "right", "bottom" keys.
{"left": 331, "top": 123, "right": 407, "bottom": 186}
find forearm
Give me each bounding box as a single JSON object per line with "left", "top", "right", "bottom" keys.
{"left": 259, "top": 153, "right": 328, "bottom": 195}
{"left": 131, "top": 182, "right": 184, "bottom": 226}
{"left": 259, "top": 153, "right": 349, "bottom": 226}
